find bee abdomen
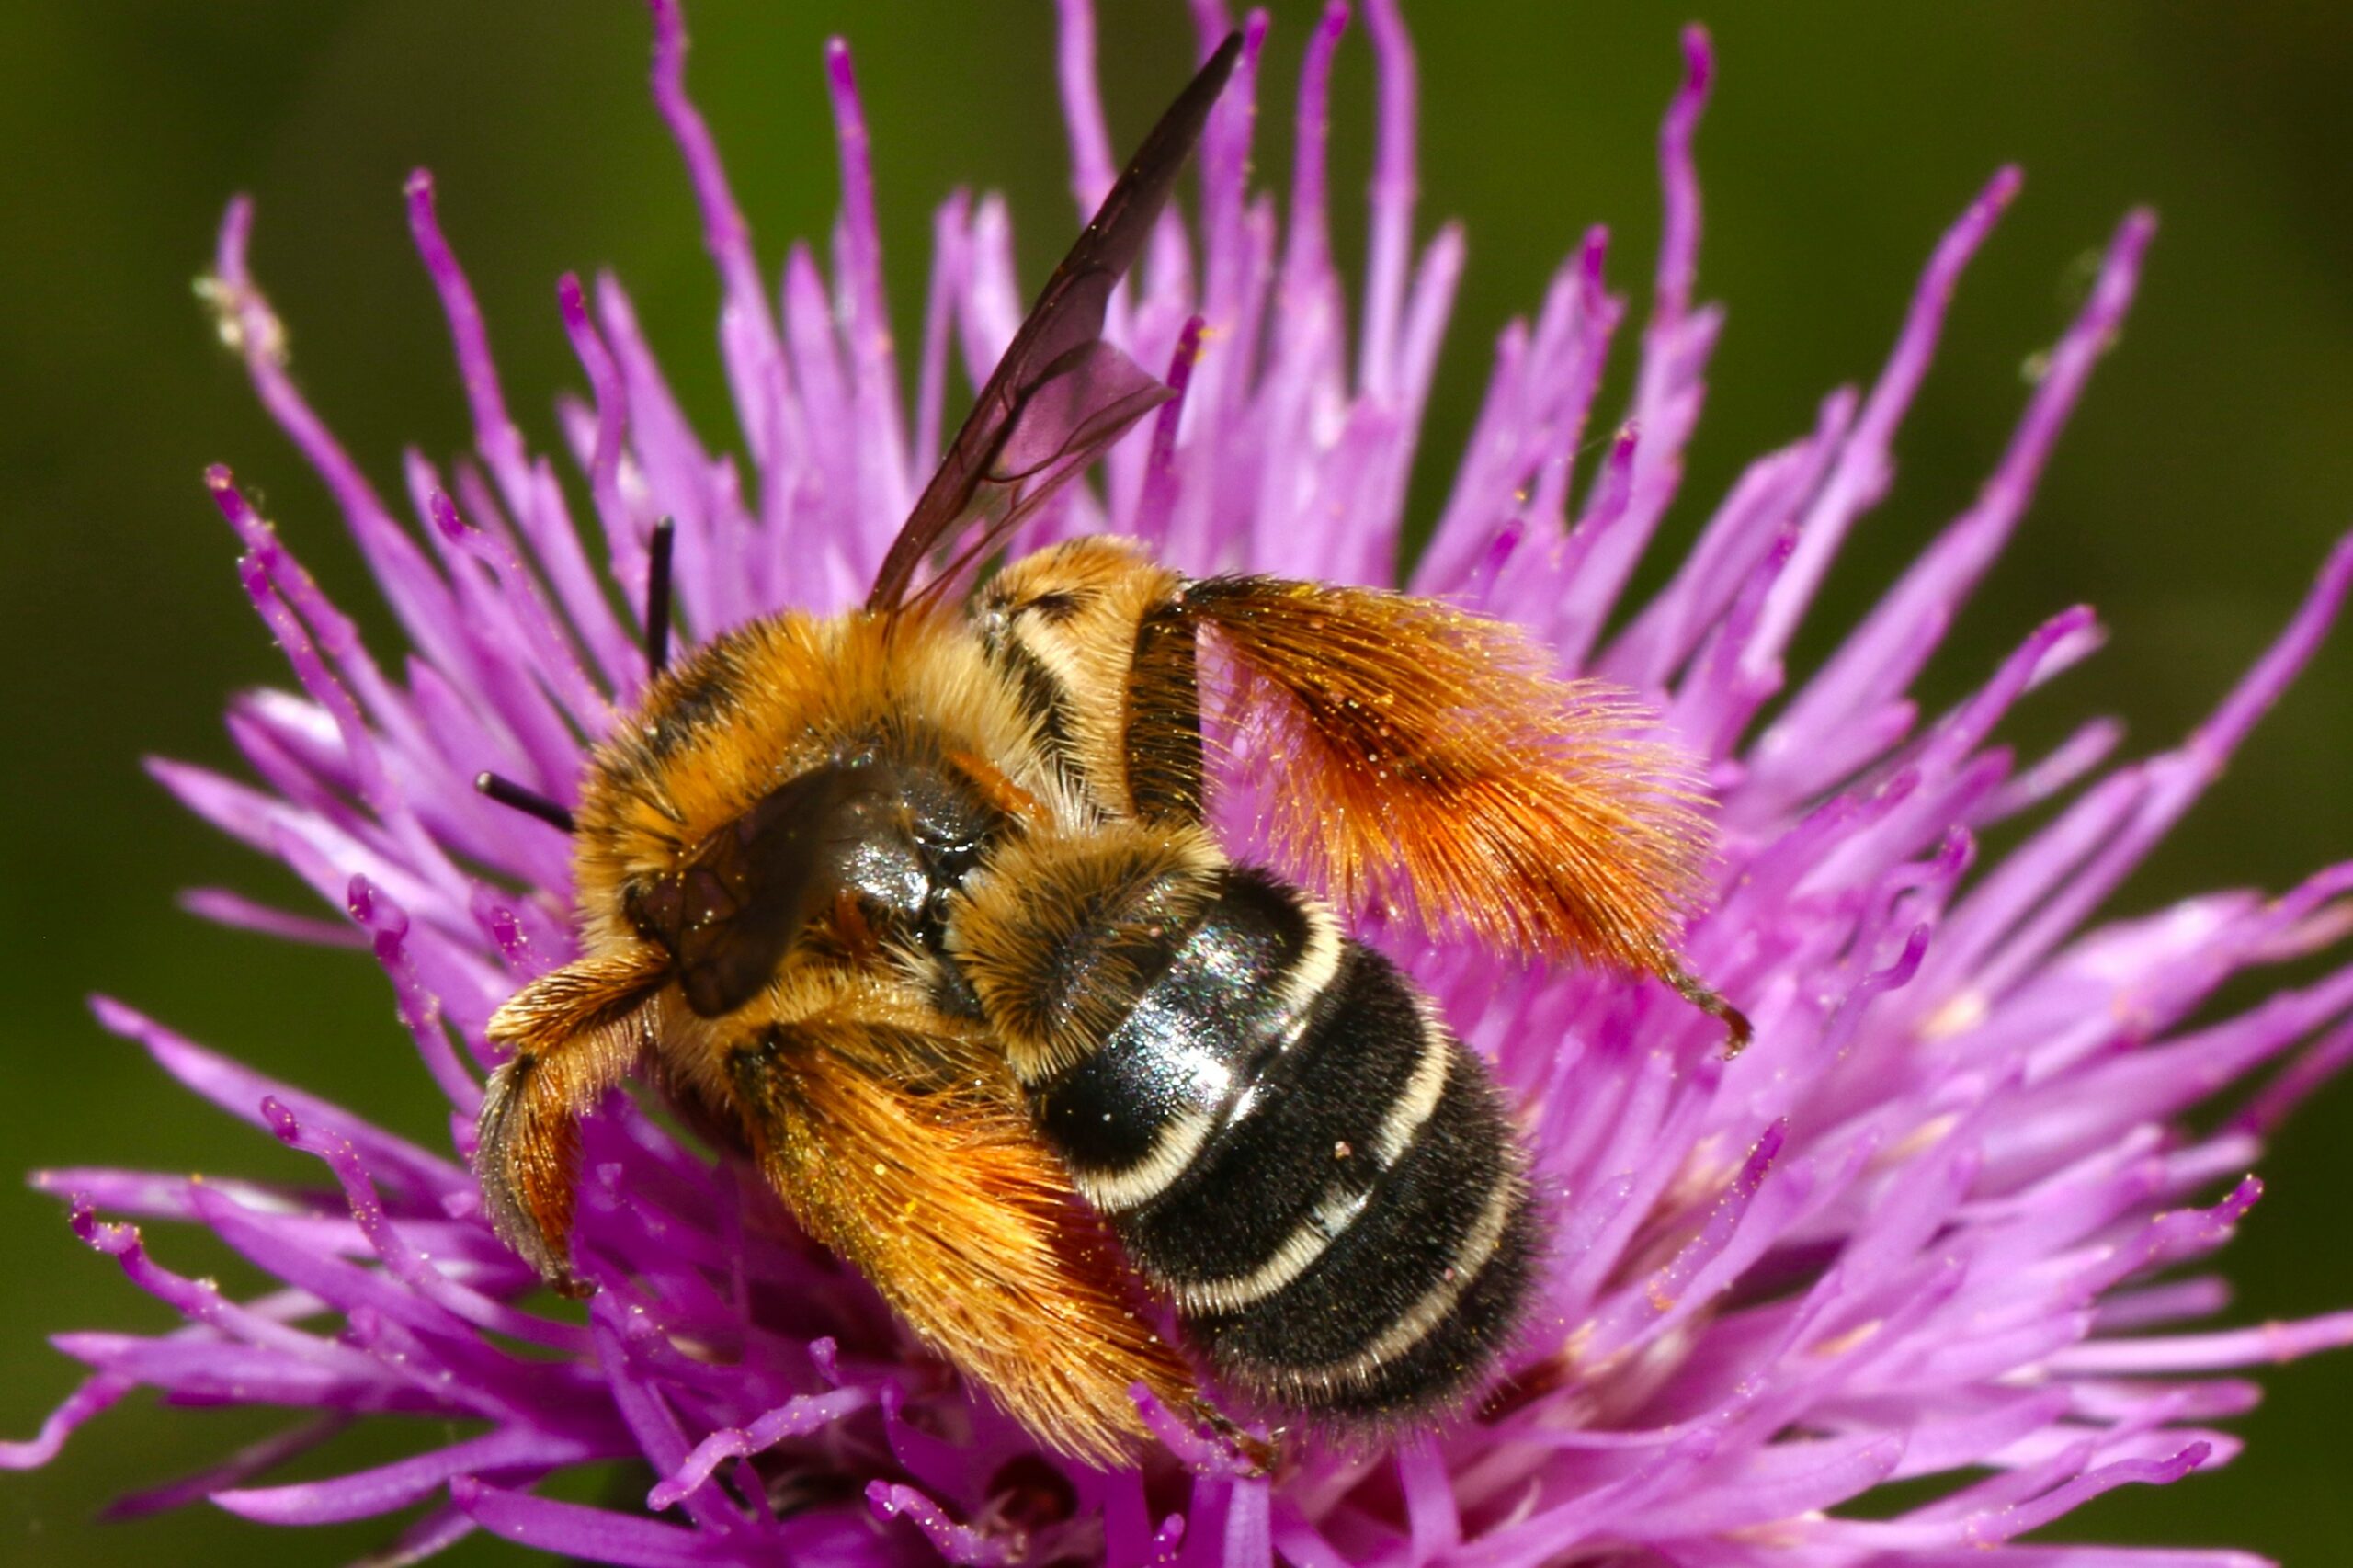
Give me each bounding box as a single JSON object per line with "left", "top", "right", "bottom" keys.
{"left": 1013, "top": 866, "right": 1536, "bottom": 1421}
{"left": 1179, "top": 1040, "right": 1537, "bottom": 1418}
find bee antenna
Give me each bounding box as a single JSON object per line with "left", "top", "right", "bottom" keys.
{"left": 643, "top": 516, "right": 676, "bottom": 677}
{"left": 476, "top": 772, "right": 575, "bottom": 835}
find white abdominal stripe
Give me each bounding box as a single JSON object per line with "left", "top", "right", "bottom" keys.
{"left": 1301, "top": 1173, "right": 1522, "bottom": 1393}
{"left": 1168, "top": 1023, "right": 1451, "bottom": 1317}
{"left": 1073, "top": 1108, "right": 1218, "bottom": 1214}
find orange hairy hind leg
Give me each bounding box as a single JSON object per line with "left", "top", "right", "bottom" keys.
{"left": 727, "top": 1010, "right": 1200, "bottom": 1466}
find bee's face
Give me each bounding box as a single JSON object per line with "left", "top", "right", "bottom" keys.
{"left": 616, "top": 751, "right": 1008, "bottom": 1021}
{"left": 617, "top": 762, "right": 890, "bottom": 1017}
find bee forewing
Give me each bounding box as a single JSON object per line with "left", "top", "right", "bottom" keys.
{"left": 867, "top": 32, "right": 1244, "bottom": 611}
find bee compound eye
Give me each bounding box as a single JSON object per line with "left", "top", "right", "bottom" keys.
{"left": 622, "top": 875, "right": 684, "bottom": 948}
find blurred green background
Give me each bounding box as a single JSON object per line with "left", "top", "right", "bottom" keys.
{"left": 3, "top": 2, "right": 2347, "bottom": 1562}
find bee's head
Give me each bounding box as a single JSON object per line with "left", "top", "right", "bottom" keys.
{"left": 620, "top": 752, "right": 1002, "bottom": 1019}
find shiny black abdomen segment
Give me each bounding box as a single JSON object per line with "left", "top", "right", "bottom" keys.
{"left": 1111, "top": 943, "right": 1427, "bottom": 1287}
{"left": 1185, "top": 1052, "right": 1536, "bottom": 1416}
{"left": 1301, "top": 1201, "right": 1536, "bottom": 1416}
{"left": 1031, "top": 870, "right": 1309, "bottom": 1179}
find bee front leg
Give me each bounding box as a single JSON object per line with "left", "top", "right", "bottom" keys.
{"left": 476, "top": 944, "right": 668, "bottom": 1296}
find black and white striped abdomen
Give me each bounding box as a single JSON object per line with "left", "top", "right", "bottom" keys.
{"left": 1003, "top": 865, "right": 1537, "bottom": 1421}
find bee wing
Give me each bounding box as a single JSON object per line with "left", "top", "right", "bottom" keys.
{"left": 866, "top": 32, "right": 1243, "bottom": 612}
{"left": 729, "top": 1009, "right": 1198, "bottom": 1464}
{"left": 1182, "top": 575, "right": 1731, "bottom": 1006}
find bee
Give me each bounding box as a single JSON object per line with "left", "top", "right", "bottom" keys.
{"left": 471, "top": 33, "right": 1745, "bottom": 1465}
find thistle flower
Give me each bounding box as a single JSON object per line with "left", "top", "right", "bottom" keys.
{"left": 8, "top": 0, "right": 2352, "bottom": 1562}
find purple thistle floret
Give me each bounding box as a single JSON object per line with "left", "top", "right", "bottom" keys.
{"left": 9, "top": 2, "right": 2353, "bottom": 1563}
